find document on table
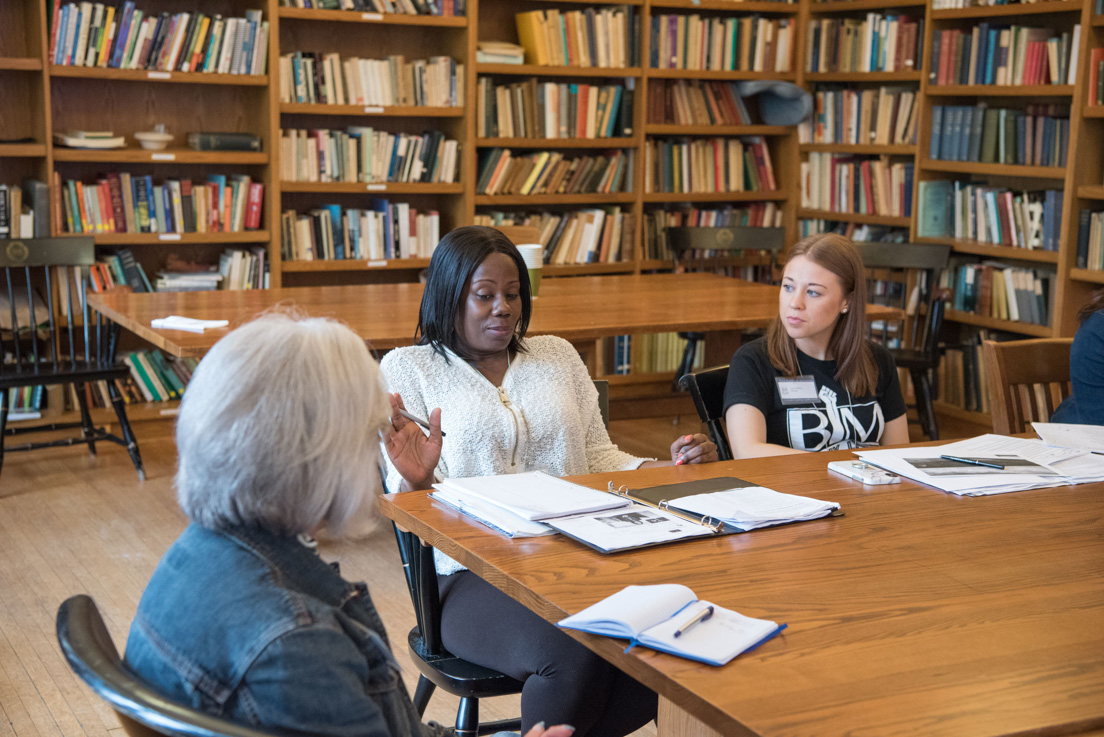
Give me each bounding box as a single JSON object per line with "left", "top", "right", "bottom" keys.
{"left": 1032, "top": 423, "right": 1104, "bottom": 454}
{"left": 433, "top": 471, "right": 630, "bottom": 521}
{"left": 430, "top": 488, "right": 555, "bottom": 538}
{"left": 857, "top": 434, "right": 1104, "bottom": 495}
{"left": 545, "top": 507, "right": 714, "bottom": 553}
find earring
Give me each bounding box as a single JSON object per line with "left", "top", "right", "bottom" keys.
{"left": 841, "top": 308, "right": 849, "bottom": 314}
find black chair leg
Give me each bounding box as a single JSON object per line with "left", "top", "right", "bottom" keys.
{"left": 74, "top": 383, "right": 97, "bottom": 457}
{"left": 456, "top": 697, "right": 479, "bottom": 737}
{"left": 0, "top": 400, "right": 8, "bottom": 477}
{"left": 412, "top": 676, "right": 435, "bottom": 718}
{"left": 911, "top": 369, "right": 939, "bottom": 441}
{"left": 108, "top": 380, "right": 145, "bottom": 481}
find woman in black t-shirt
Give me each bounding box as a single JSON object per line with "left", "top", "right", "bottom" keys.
{"left": 724, "top": 233, "right": 909, "bottom": 458}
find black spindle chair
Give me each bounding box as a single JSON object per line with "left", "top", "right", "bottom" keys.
{"left": 0, "top": 237, "right": 143, "bottom": 478}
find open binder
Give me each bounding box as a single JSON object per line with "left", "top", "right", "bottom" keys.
{"left": 545, "top": 476, "right": 843, "bottom": 554}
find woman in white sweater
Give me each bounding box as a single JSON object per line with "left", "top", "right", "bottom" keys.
{"left": 382, "top": 226, "right": 716, "bottom": 737}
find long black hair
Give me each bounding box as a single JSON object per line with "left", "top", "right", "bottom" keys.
{"left": 415, "top": 226, "right": 532, "bottom": 362}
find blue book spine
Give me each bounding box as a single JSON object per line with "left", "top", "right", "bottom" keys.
{"left": 1016, "top": 112, "right": 1026, "bottom": 165}
{"left": 346, "top": 209, "right": 360, "bottom": 259}
{"left": 930, "top": 105, "right": 944, "bottom": 159}
{"left": 957, "top": 107, "right": 973, "bottom": 162}
{"left": 903, "top": 163, "right": 914, "bottom": 218}
{"left": 110, "top": 3, "right": 135, "bottom": 68}
{"left": 162, "top": 185, "right": 175, "bottom": 232}
{"left": 985, "top": 29, "right": 998, "bottom": 85}
{"left": 67, "top": 5, "right": 83, "bottom": 65}
{"left": 142, "top": 175, "right": 156, "bottom": 230}
{"left": 55, "top": 5, "right": 70, "bottom": 65}
{"left": 974, "top": 23, "right": 988, "bottom": 85}
{"left": 606, "top": 85, "right": 623, "bottom": 138}
{"left": 323, "top": 204, "right": 344, "bottom": 259}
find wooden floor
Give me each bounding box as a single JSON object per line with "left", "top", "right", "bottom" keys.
{"left": 0, "top": 408, "right": 967, "bottom": 737}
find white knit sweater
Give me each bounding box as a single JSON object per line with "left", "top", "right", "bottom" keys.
{"left": 380, "top": 335, "right": 650, "bottom": 574}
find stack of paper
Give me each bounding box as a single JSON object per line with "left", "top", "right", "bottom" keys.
{"left": 431, "top": 471, "right": 631, "bottom": 538}
{"left": 857, "top": 434, "right": 1104, "bottom": 496}
{"left": 664, "top": 487, "right": 841, "bottom": 531}
{"left": 1032, "top": 423, "right": 1104, "bottom": 454}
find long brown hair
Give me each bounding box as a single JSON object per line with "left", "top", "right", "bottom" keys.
{"left": 766, "top": 233, "right": 877, "bottom": 396}
{"left": 1078, "top": 288, "right": 1104, "bottom": 323}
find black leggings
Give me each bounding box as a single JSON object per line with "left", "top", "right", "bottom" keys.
{"left": 438, "top": 571, "right": 657, "bottom": 737}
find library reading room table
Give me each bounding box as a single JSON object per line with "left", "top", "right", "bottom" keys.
{"left": 380, "top": 450, "right": 1104, "bottom": 737}
{"left": 88, "top": 273, "right": 902, "bottom": 367}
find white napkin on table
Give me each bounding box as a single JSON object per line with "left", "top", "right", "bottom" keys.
{"left": 151, "top": 316, "right": 229, "bottom": 334}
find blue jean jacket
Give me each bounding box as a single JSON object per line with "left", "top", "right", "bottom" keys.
{"left": 124, "top": 524, "right": 429, "bottom": 737}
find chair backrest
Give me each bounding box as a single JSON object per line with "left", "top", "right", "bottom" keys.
{"left": 856, "top": 242, "right": 951, "bottom": 350}
{"left": 982, "top": 338, "right": 1073, "bottom": 434}
{"left": 665, "top": 227, "right": 786, "bottom": 277}
{"left": 56, "top": 595, "right": 304, "bottom": 737}
{"left": 392, "top": 524, "right": 446, "bottom": 655}
{"left": 677, "top": 365, "right": 733, "bottom": 461}
{"left": 494, "top": 225, "right": 540, "bottom": 247}
{"left": 594, "top": 379, "right": 609, "bottom": 429}
{"left": 1, "top": 237, "right": 108, "bottom": 377}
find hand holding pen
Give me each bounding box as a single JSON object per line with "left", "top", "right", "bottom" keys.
{"left": 383, "top": 392, "right": 443, "bottom": 492}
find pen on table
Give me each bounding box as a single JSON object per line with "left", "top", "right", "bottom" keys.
{"left": 940, "top": 454, "right": 1004, "bottom": 470}
{"left": 673, "top": 605, "right": 714, "bottom": 638}
{"left": 398, "top": 409, "right": 446, "bottom": 438}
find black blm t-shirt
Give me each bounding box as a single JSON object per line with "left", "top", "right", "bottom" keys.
{"left": 723, "top": 337, "right": 906, "bottom": 452}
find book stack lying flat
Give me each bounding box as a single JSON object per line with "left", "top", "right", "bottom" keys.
{"left": 54, "top": 130, "right": 125, "bottom": 149}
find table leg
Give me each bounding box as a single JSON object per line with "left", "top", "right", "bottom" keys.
{"left": 657, "top": 697, "right": 725, "bottom": 737}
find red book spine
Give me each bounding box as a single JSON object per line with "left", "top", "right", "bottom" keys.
{"left": 106, "top": 172, "right": 127, "bottom": 233}
{"left": 245, "top": 182, "right": 264, "bottom": 230}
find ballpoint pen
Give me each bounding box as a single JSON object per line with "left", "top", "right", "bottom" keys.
{"left": 940, "top": 454, "right": 1004, "bottom": 470}
{"left": 673, "top": 605, "right": 714, "bottom": 638}
{"left": 399, "top": 409, "right": 447, "bottom": 438}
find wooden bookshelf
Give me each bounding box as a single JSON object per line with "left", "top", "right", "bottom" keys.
{"left": 477, "top": 63, "right": 644, "bottom": 78}
{"left": 943, "top": 309, "right": 1054, "bottom": 337}
{"left": 930, "top": 0, "right": 1082, "bottom": 19}
{"left": 809, "top": 0, "right": 926, "bottom": 12}
{"left": 926, "top": 84, "right": 1076, "bottom": 97}
{"left": 797, "top": 209, "right": 913, "bottom": 227}
{"left": 1071, "top": 268, "right": 1104, "bottom": 285}
{"left": 52, "top": 149, "right": 270, "bottom": 165}
{"left": 476, "top": 137, "right": 637, "bottom": 148}
{"left": 0, "top": 56, "right": 41, "bottom": 70}
{"left": 645, "top": 124, "right": 790, "bottom": 135}
{"left": 282, "top": 258, "right": 432, "bottom": 272}
{"left": 919, "top": 159, "right": 1067, "bottom": 179}
{"left": 276, "top": 7, "right": 468, "bottom": 26}
{"left": 278, "top": 103, "right": 465, "bottom": 117}
{"left": 92, "top": 232, "right": 272, "bottom": 246}
{"left": 916, "top": 237, "right": 1062, "bottom": 264}
{"left": 49, "top": 66, "right": 269, "bottom": 85}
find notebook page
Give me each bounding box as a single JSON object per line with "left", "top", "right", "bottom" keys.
{"left": 438, "top": 471, "right": 631, "bottom": 521}
{"left": 558, "top": 584, "right": 697, "bottom": 639}
{"left": 670, "top": 487, "right": 839, "bottom": 526}
{"left": 638, "top": 601, "right": 781, "bottom": 666}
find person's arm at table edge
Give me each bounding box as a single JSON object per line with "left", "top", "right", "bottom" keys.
{"left": 725, "top": 403, "right": 807, "bottom": 459}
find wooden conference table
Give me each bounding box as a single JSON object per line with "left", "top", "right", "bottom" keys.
{"left": 380, "top": 450, "right": 1104, "bottom": 737}
{"left": 88, "top": 273, "right": 902, "bottom": 366}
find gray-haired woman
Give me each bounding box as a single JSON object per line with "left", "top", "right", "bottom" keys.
{"left": 124, "top": 313, "right": 573, "bottom": 737}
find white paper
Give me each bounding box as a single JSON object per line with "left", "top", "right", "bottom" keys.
{"left": 1032, "top": 422, "right": 1104, "bottom": 454}
{"left": 670, "top": 487, "right": 840, "bottom": 531}
{"left": 430, "top": 489, "right": 554, "bottom": 538}
{"left": 151, "top": 315, "right": 230, "bottom": 334}
{"left": 546, "top": 507, "right": 713, "bottom": 552}
{"left": 557, "top": 584, "right": 697, "bottom": 639}
{"left": 435, "top": 471, "right": 630, "bottom": 521}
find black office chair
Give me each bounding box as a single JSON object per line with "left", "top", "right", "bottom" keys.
{"left": 56, "top": 594, "right": 303, "bottom": 737}
{"left": 1, "top": 237, "right": 143, "bottom": 478}
{"left": 665, "top": 226, "right": 787, "bottom": 390}
{"left": 392, "top": 526, "right": 524, "bottom": 737}
{"left": 677, "top": 365, "right": 733, "bottom": 461}
{"left": 856, "top": 242, "right": 951, "bottom": 441}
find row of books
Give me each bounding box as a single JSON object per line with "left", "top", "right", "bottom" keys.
{"left": 476, "top": 79, "right": 632, "bottom": 139}
{"left": 5, "top": 386, "right": 48, "bottom": 418}
{"left": 1075, "top": 209, "right": 1104, "bottom": 271}
{"left": 937, "top": 332, "right": 993, "bottom": 416}
{"left": 650, "top": 15, "right": 793, "bottom": 73}
{"left": 918, "top": 180, "right": 1062, "bottom": 251}
{"left": 797, "top": 219, "right": 910, "bottom": 242}
{"left": 473, "top": 209, "right": 633, "bottom": 264}
{"left": 644, "top": 137, "right": 777, "bottom": 194}
{"left": 279, "top": 52, "right": 461, "bottom": 107}
{"left": 933, "top": 0, "right": 1067, "bottom": 8}
{"left": 82, "top": 247, "right": 268, "bottom": 292}
{"left": 122, "top": 350, "right": 198, "bottom": 403}
{"left": 805, "top": 14, "right": 923, "bottom": 74}
{"left": 50, "top": 3, "right": 268, "bottom": 75}
{"left": 58, "top": 174, "right": 263, "bottom": 235}
{"left": 646, "top": 80, "right": 755, "bottom": 128}
{"left": 475, "top": 148, "right": 633, "bottom": 196}
{"left": 800, "top": 154, "right": 914, "bottom": 218}
{"left": 642, "top": 204, "right": 783, "bottom": 260}
{"left": 929, "top": 104, "right": 1068, "bottom": 167}
{"left": 943, "top": 261, "right": 1054, "bottom": 326}
{"left": 0, "top": 180, "right": 49, "bottom": 239}
{"left": 608, "top": 331, "right": 700, "bottom": 376}
{"left": 515, "top": 7, "right": 637, "bottom": 68}
{"left": 280, "top": 202, "right": 440, "bottom": 261}
{"left": 276, "top": 0, "right": 463, "bottom": 18}
{"left": 929, "top": 24, "right": 1080, "bottom": 87}
{"left": 278, "top": 128, "right": 460, "bottom": 184}
{"left": 799, "top": 86, "right": 918, "bottom": 146}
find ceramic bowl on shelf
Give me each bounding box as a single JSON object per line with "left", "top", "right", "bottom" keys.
{"left": 134, "top": 131, "right": 174, "bottom": 151}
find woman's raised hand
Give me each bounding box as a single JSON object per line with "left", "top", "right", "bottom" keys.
{"left": 382, "top": 392, "right": 443, "bottom": 491}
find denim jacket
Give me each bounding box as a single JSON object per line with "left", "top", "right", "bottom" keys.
{"left": 124, "top": 523, "right": 429, "bottom": 737}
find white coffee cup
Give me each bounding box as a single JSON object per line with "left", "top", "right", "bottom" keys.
{"left": 515, "top": 243, "right": 544, "bottom": 297}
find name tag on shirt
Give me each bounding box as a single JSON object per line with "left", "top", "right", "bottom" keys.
{"left": 776, "top": 376, "right": 819, "bottom": 405}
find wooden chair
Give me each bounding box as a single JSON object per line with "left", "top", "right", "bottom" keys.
{"left": 982, "top": 338, "right": 1073, "bottom": 434}
{"left": 56, "top": 595, "right": 305, "bottom": 737}
{"left": 392, "top": 527, "right": 524, "bottom": 737}
{"left": 665, "top": 226, "right": 787, "bottom": 389}
{"left": 0, "top": 238, "right": 143, "bottom": 478}
{"left": 677, "top": 365, "right": 734, "bottom": 461}
{"left": 856, "top": 242, "right": 951, "bottom": 440}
